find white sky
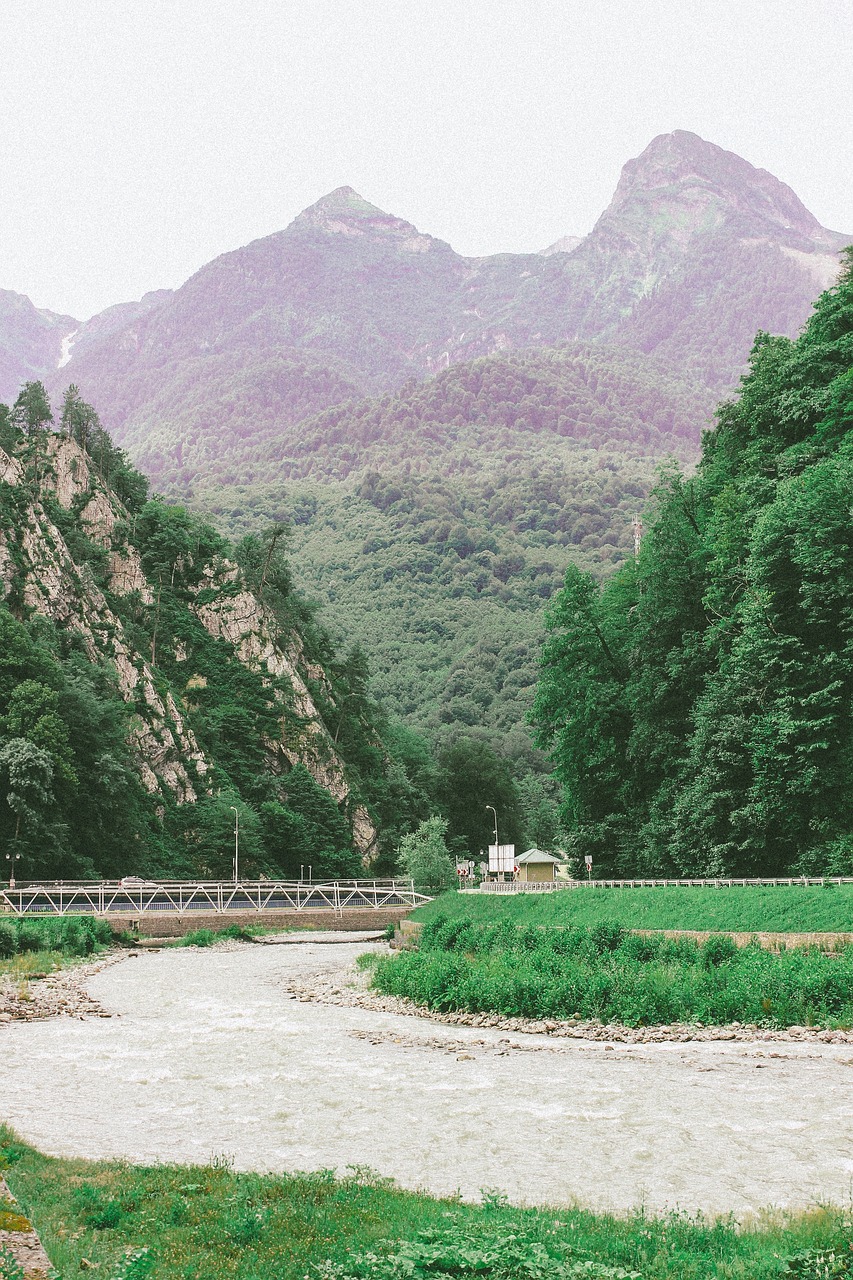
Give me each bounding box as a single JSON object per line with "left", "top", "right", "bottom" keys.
{"left": 1, "top": 0, "right": 851, "bottom": 320}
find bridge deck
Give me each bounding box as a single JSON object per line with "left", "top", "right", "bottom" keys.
{"left": 0, "top": 879, "right": 430, "bottom": 917}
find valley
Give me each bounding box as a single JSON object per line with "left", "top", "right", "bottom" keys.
{"left": 0, "top": 128, "right": 851, "bottom": 874}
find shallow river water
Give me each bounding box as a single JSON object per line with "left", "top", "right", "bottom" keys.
{"left": 4, "top": 942, "right": 853, "bottom": 1214}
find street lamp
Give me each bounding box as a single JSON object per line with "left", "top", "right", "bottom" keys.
{"left": 485, "top": 805, "right": 498, "bottom": 879}
{"left": 5, "top": 848, "right": 22, "bottom": 890}
{"left": 229, "top": 806, "right": 239, "bottom": 883}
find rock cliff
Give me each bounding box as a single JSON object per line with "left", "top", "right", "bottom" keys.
{"left": 0, "top": 433, "right": 377, "bottom": 858}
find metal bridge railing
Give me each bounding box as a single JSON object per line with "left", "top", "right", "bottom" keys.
{"left": 474, "top": 877, "right": 853, "bottom": 893}
{"left": 0, "top": 879, "right": 430, "bottom": 917}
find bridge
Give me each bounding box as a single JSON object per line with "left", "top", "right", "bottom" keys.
{"left": 0, "top": 879, "right": 431, "bottom": 928}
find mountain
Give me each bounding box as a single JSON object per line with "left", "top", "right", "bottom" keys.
{"left": 36, "top": 130, "right": 848, "bottom": 490}
{"left": 0, "top": 428, "right": 383, "bottom": 879}
{"left": 0, "top": 290, "right": 77, "bottom": 403}
{"left": 189, "top": 343, "right": 714, "bottom": 759}
{"left": 2, "top": 131, "right": 848, "bottom": 800}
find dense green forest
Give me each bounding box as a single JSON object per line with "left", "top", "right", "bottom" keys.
{"left": 168, "top": 343, "right": 709, "bottom": 492}
{"left": 187, "top": 345, "right": 711, "bottom": 803}
{"left": 533, "top": 249, "right": 853, "bottom": 876}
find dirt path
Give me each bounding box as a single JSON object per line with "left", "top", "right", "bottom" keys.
{"left": 3, "top": 943, "right": 853, "bottom": 1214}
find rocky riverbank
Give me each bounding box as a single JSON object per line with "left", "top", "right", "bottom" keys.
{"left": 281, "top": 947, "right": 853, "bottom": 1045}
{"left": 0, "top": 1174, "right": 53, "bottom": 1280}
{"left": 0, "top": 951, "right": 130, "bottom": 1025}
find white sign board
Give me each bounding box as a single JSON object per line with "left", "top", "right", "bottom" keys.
{"left": 488, "top": 843, "right": 516, "bottom": 873}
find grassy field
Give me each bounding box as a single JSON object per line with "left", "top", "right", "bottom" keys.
{"left": 411, "top": 886, "right": 853, "bottom": 934}
{"left": 2, "top": 1127, "right": 851, "bottom": 1279}
{"left": 373, "top": 916, "right": 853, "bottom": 1027}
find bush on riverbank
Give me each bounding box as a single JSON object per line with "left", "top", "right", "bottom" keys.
{"left": 410, "top": 886, "right": 853, "bottom": 935}
{"left": 0, "top": 915, "right": 111, "bottom": 961}
{"left": 372, "top": 917, "right": 853, "bottom": 1028}
{"left": 2, "top": 1125, "right": 853, "bottom": 1279}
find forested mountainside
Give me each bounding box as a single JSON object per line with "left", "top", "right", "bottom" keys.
{"left": 0, "top": 407, "right": 401, "bottom": 882}
{"left": 0, "top": 390, "right": 559, "bottom": 876}
{"left": 190, "top": 343, "right": 710, "bottom": 752}
{"left": 9, "top": 130, "right": 842, "bottom": 492}
{"left": 533, "top": 249, "right": 853, "bottom": 877}
{"left": 170, "top": 342, "right": 712, "bottom": 489}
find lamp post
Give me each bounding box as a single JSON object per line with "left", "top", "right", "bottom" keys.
{"left": 229, "top": 806, "right": 239, "bottom": 884}
{"left": 485, "top": 804, "right": 498, "bottom": 879}
{"left": 5, "top": 848, "right": 21, "bottom": 890}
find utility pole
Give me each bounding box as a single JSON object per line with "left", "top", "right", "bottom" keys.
{"left": 230, "top": 806, "right": 239, "bottom": 883}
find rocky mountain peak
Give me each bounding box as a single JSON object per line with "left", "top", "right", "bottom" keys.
{"left": 298, "top": 185, "right": 385, "bottom": 222}
{"left": 598, "top": 129, "right": 839, "bottom": 251}
{"left": 289, "top": 185, "right": 444, "bottom": 253}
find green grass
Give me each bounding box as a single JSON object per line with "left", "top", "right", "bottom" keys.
{"left": 374, "top": 917, "right": 853, "bottom": 1028}
{"left": 0, "top": 949, "right": 65, "bottom": 986}
{"left": 411, "top": 886, "right": 853, "bottom": 934}
{"left": 2, "top": 1126, "right": 852, "bottom": 1279}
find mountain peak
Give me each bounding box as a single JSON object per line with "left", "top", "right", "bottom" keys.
{"left": 289, "top": 185, "right": 449, "bottom": 255}
{"left": 301, "top": 186, "right": 386, "bottom": 220}
{"left": 603, "top": 129, "right": 831, "bottom": 246}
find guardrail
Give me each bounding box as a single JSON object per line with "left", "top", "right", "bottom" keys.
{"left": 474, "top": 877, "right": 853, "bottom": 893}
{"left": 0, "top": 879, "right": 431, "bottom": 917}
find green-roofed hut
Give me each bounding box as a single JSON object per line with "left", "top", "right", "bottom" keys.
{"left": 515, "top": 849, "right": 561, "bottom": 883}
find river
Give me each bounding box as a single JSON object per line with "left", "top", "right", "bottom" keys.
{"left": 3, "top": 941, "right": 853, "bottom": 1214}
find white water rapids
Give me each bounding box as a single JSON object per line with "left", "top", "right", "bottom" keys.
{"left": 3, "top": 942, "right": 853, "bottom": 1214}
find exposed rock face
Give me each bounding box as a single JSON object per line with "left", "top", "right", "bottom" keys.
{"left": 192, "top": 561, "right": 377, "bottom": 857}
{"left": 0, "top": 439, "right": 207, "bottom": 803}
{"left": 588, "top": 129, "right": 847, "bottom": 280}
{"left": 0, "top": 434, "right": 376, "bottom": 856}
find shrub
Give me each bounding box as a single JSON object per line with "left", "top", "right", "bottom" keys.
{"left": 372, "top": 923, "right": 853, "bottom": 1029}
{"left": 181, "top": 929, "right": 216, "bottom": 947}
{"left": 0, "top": 920, "right": 16, "bottom": 959}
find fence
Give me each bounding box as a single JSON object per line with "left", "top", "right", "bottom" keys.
{"left": 473, "top": 877, "right": 853, "bottom": 893}
{"left": 0, "top": 879, "right": 430, "bottom": 917}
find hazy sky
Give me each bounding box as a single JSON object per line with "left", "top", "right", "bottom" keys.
{"left": 2, "top": 0, "right": 851, "bottom": 319}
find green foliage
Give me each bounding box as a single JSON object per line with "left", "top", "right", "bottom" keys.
{"left": 317, "top": 1218, "right": 642, "bottom": 1278}
{"left": 0, "top": 1245, "right": 25, "bottom": 1280}
{"left": 60, "top": 385, "right": 149, "bottom": 511}
{"left": 181, "top": 345, "right": 709, "bottom": 833}
{"left": 0, "top": 914, "right": 111, "bottom": 959}
{"left": 784, "top": 1246, "right": 853, "bottom": 1277}
{"left": 533, "top": 250, "right": 853, "bottom": 876}
{"left": 1, "top": 396, "right": 436, "bottom": 879}
{"left": 12, "top": 381, "right": 52, "bottom": 435}
{"left": 410, "top": 884, "right": 853, "bottom": 935}
{"left": 0, "top": 403, "right": 22, "bottom": 454}
{"left": 4, "top": 1123, "right": 853, "bottom": 1280}
{"left": 0, "top": 604, "right": 153, "bottom": 881}
{"left": 396, "top": 816, "right": 456, "bottom": 889}
{"left": 373, "top": 917, "right": 853, "bottom": 1028}
{"left": 178, "top": 924, "right": 257, "bottom": 947}
{"left": 434, "top": 738, "right": 524, "bottom": 860}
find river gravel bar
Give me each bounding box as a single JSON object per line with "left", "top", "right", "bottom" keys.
{"left": 3, "top": 942, "right": 853, "bottom": 1215}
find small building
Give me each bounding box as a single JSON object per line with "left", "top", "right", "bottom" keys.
{"left": 514, "top": 849, "right": 561, "bottom": 883}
